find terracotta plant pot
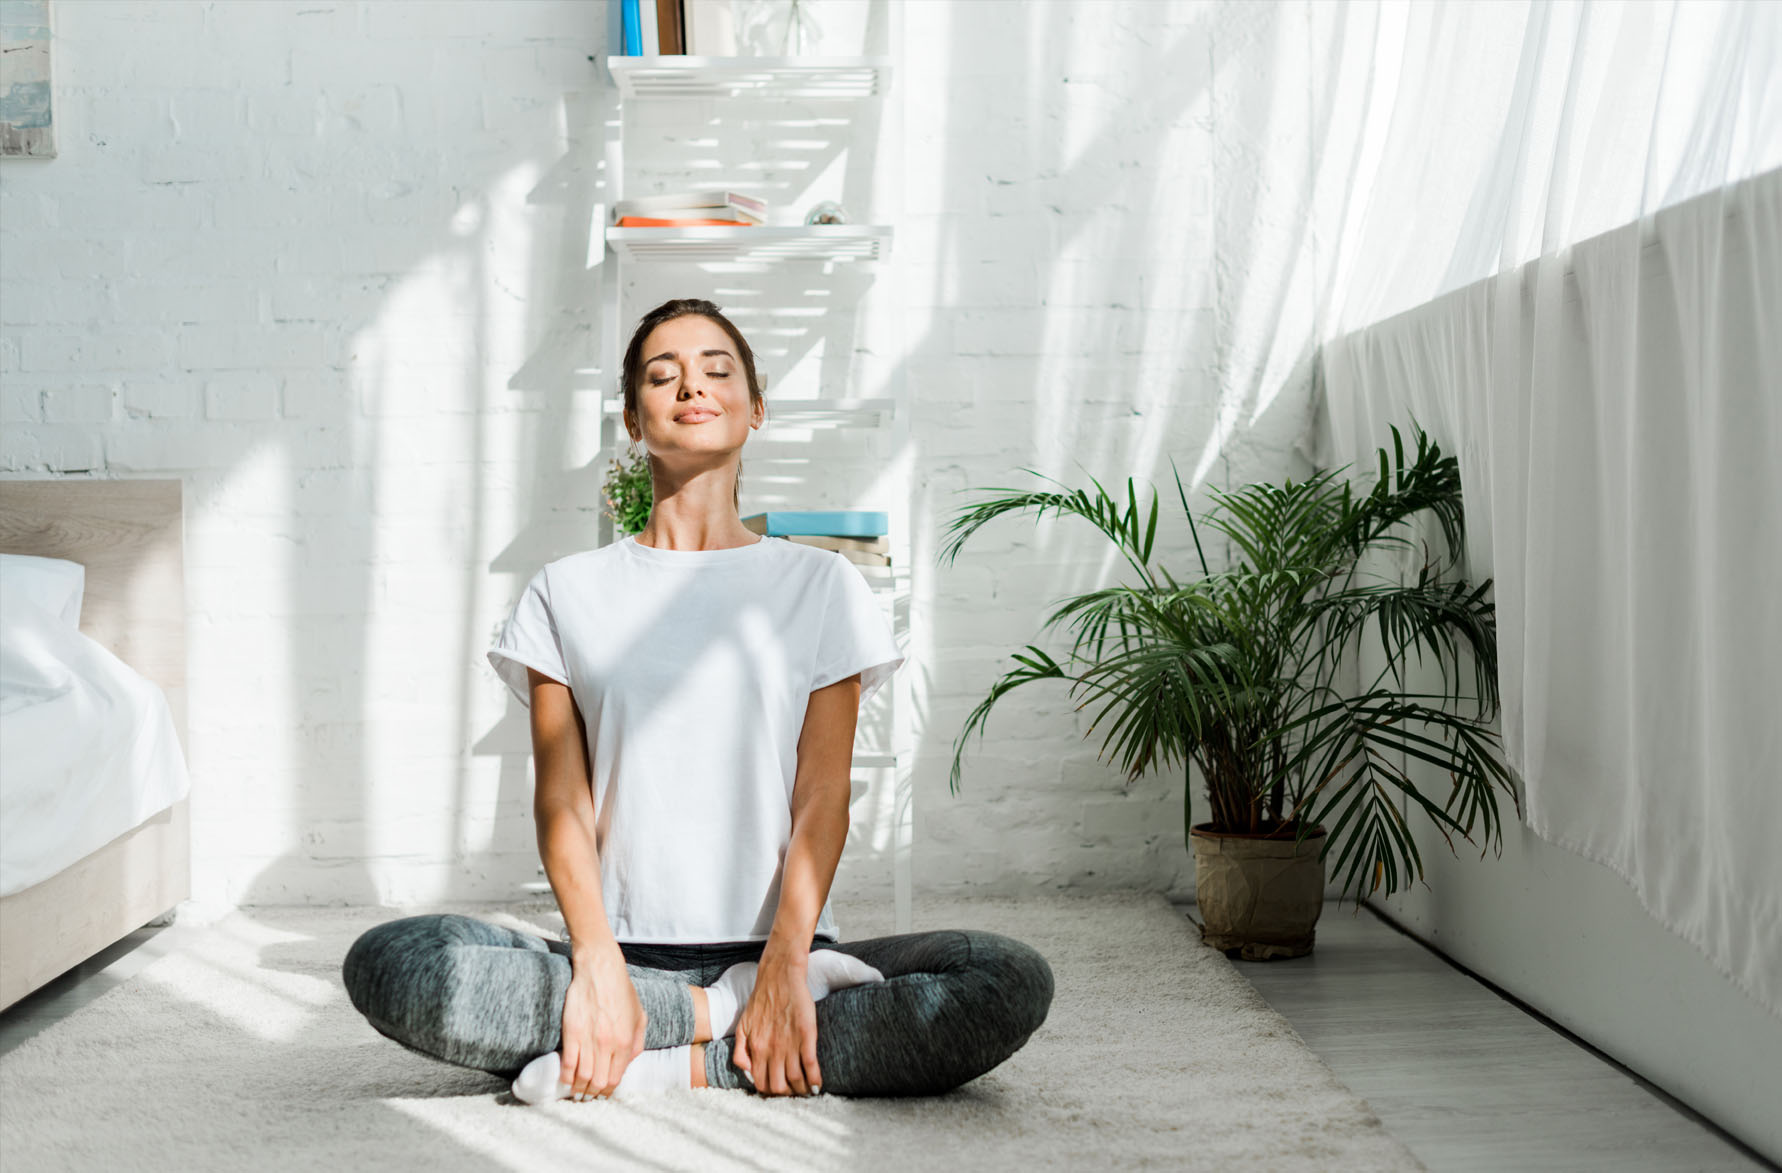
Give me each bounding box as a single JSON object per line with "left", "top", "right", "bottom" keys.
{"left": 1189, "top": 821, "right": 1328, "bottom": 961}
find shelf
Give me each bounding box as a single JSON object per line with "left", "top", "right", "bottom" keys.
{"left": 606, "top": 55, "right": 893, "bottom": 100}
{"left": 605, "top": 224, "right": 892, "bottom": 263}
{"left": 602, "top": 396, "right": 894, "bottom": 428}
{"left": 595, "top": 36, "right": 911, "bottom": 935}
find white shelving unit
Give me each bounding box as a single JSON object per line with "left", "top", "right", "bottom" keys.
{"left": 607, "top": 54, "right": 892, "bottom": 100}
{"left": 596, "top": 24, "right": 914, "bottom": 934}
{"left": 605, "top": 224, "right": 893, "bottom": 263}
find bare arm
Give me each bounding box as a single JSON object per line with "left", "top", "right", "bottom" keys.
{"left": 528, "top": 667, "right": 620, "bottom": 965}
{"left": 765, "top": 671, "right": 861, "bottom": 958}
{"left": 526, "top": 666, "right": 644, "bottom": 1099}
{"left": 734, "top": 671, "right": 860, "bottom": 1097}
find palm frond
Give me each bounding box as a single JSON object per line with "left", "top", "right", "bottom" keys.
{"left": 1304, "top": 566, "right": 1499, "bottom": 717}
{"left": 946, "top": 644, "right": 1071, "bottom": 797}
{"left": 937, "top": 468, "right": 1161, "bottom": 588}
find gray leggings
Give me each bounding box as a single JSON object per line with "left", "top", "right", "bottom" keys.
{"left": 342, "top": 914, "right": 1054, "bottom": 1097}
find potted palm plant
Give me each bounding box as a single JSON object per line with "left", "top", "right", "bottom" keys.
{"left": 939, "top": 423, "right": 1520, "bottom": 960}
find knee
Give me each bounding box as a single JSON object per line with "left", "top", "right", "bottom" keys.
{"left": 964, "top": 931, "right": 1055, "bottom": 1040}
{"left": 342, "top": 915, "right": 437, "bottom": 1019}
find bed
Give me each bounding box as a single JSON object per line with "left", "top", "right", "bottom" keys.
{"left": 0, "top": 478, "right": 191, "bottom": 1011}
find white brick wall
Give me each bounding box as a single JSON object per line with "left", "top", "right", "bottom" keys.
{"left": 1, "top": 0, "right": 1324, "bottom": 910}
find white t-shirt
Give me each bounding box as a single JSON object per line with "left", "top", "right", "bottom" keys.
{"left": 486, "top": 532, "right": 904, "bottom": 945}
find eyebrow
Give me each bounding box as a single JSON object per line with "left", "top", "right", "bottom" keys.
{"left": 644, "top": 348, "right": 734, "bottom": 365}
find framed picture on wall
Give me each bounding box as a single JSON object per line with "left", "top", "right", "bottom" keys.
{"left": 1, "top": 0, "right": 56, "bottom": 158}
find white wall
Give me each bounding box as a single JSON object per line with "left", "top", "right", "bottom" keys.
{"left": 897, "top": 0, "right": 1325, "bottom": 900}
{"left": 0, "top": 0, "right": 1324, "bottom": 909}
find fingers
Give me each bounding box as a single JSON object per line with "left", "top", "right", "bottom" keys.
{"left": 566, "top": 1050, "right": 625, "bottom": 1102}
{"left": 570, "top": 1039, "right": 611, "bottom": 1102}
{"left": 765, "top": 1052, "right": 809, "bottom": 1096}
{"left": 601, "top": 1047, "right": 627, "bottom": 1100}
{"left": 560, "top": 1041, "right": 580, "bottom": 1099}
{"left": 782, "top": 1051, "right": 810, "bottom": 1097}
{"left": 738, "top": 1035, "right": 821, "bottom": 1096}
{"left": 733, "top": 1000, "right": 822, "bottom": 1098}
{"left": 596, "top": 1045, "right": 617, "bottom": 1100}
{"left": 569, "top": 1044, "right": 594, "bottom": 1101}
{"left": 560, "top": 1051, "right": 632, "bottom": 1102}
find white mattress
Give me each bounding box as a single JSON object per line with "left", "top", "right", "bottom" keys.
{"left": 0, "top": 597, "right": 192, "bottom": 897}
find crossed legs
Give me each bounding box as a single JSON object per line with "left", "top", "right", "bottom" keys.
{"left": 342, "top": 914, "right": 1055, "bottom": 1097}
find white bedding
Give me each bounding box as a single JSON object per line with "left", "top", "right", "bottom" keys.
{"left": 0, "top": 592, "right": 192, "bottom": 897}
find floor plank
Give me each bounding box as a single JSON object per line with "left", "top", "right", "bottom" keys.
{"left": 1199, "top": 898, "right": 1772, "bottom": 1172}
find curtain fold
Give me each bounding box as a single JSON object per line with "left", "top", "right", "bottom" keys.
{"left": 1307, "top": 0, "right": 1781, "bottom": 1018}
{"left": 1312, "top": 0, "right": 1781, "bottom": 338}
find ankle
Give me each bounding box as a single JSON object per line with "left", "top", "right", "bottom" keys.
{"left": 690, "top": 1042, "right": 707, "bottom": 1088}
{"left": 689, "top": 984, "right": 712, "bottom": 1043}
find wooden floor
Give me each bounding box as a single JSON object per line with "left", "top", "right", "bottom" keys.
{"left": 1201, "top": 898, "right": 1774, "bottom": 1172}
{"left": 1, "top": 904, "right": 1774, "bottom": 1170}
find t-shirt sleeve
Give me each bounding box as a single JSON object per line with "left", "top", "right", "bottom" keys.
{"left": 811, "top": 553, "right": 905, "bottom": 709}
{"left": 486, "top": 567, "right": 569, "bottom": 708}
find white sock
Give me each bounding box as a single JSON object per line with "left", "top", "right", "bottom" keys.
{"left": 702, "top": 950, "right": 887, "bottom": 1040}
{"left": 699, "top": 961, "right": 755, "bottom": 1044}
{"left": 510, "top": 1044, "right": 693, "bottom": 1105}
{"left": 613, "top": 1045, "right": 693, "bottom": 1101}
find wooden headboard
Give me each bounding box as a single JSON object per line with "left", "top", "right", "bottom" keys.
{"left": 0, "top": 478, "right": 187, "bottom": 748}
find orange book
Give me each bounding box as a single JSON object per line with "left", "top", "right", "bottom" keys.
{"left": 615, "top": 215, "right": 755, "bottom": 228}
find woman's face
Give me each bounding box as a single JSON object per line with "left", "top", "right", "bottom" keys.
{"left": 629, "top": 315, "right": 759, "bottom": 462}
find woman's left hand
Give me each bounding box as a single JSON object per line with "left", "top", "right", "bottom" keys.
{"left": 731, "top": 949, "right": 821, "bottom": 1096}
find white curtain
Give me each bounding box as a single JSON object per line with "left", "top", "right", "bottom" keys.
{"left": 1308, "top": 1, "right": 1782, "bottom": 1018}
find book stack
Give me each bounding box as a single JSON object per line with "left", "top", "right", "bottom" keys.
{"left": 743, "top": 510, "right": 890, "bottom": 568}
{"left": 613, "top": 190, "right": 766, "bottom": 228}
{"left": 622, "top": 0, "right": 736, "bottom": 56}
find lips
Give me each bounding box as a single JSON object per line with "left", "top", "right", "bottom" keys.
{"left": 675, "top": 409, "right": 718, "bottom": 423}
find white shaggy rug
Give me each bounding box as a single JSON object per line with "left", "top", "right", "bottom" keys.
{"left": 0, "top": 891, "right": 1424, "bottom": 1171}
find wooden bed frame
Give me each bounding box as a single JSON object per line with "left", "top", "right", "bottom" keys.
{"left": 0, "top": 478, "right": 190, "bottom": 1011}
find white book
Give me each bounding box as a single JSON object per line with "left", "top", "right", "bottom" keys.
{"left": 638, "top": 0, "right": 660, "bottom": 57}
{"left": 685, "top": 0, "right": 736, "bottom": 56}
{"left": 616, "top": 190, "right": 767, "bottom": 216}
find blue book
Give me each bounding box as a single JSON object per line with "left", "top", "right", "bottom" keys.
{"left": 621, "top": 0, "right": 640, "bottom": 55}
{"left": 742, "top": 510, "right": 889, "bottom": 538}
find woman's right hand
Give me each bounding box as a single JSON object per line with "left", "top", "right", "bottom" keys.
{"left": 559, "top": 948, "right": 647, "bottom": 1100}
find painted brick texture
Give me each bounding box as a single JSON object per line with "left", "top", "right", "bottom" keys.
{"left": 0, "top": 1, "right": 1324, "bottom": 909}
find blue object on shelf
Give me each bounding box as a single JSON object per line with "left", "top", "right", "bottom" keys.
{"left": 744, "top": 511, "right": 889, "bottom": 538}
{"left": 621, "top": 0, "right": 640, "bottom": 55}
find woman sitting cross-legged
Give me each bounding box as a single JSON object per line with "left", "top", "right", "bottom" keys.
{"left": 342, "top": 297, "right": 1055, "bottom": 1102}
